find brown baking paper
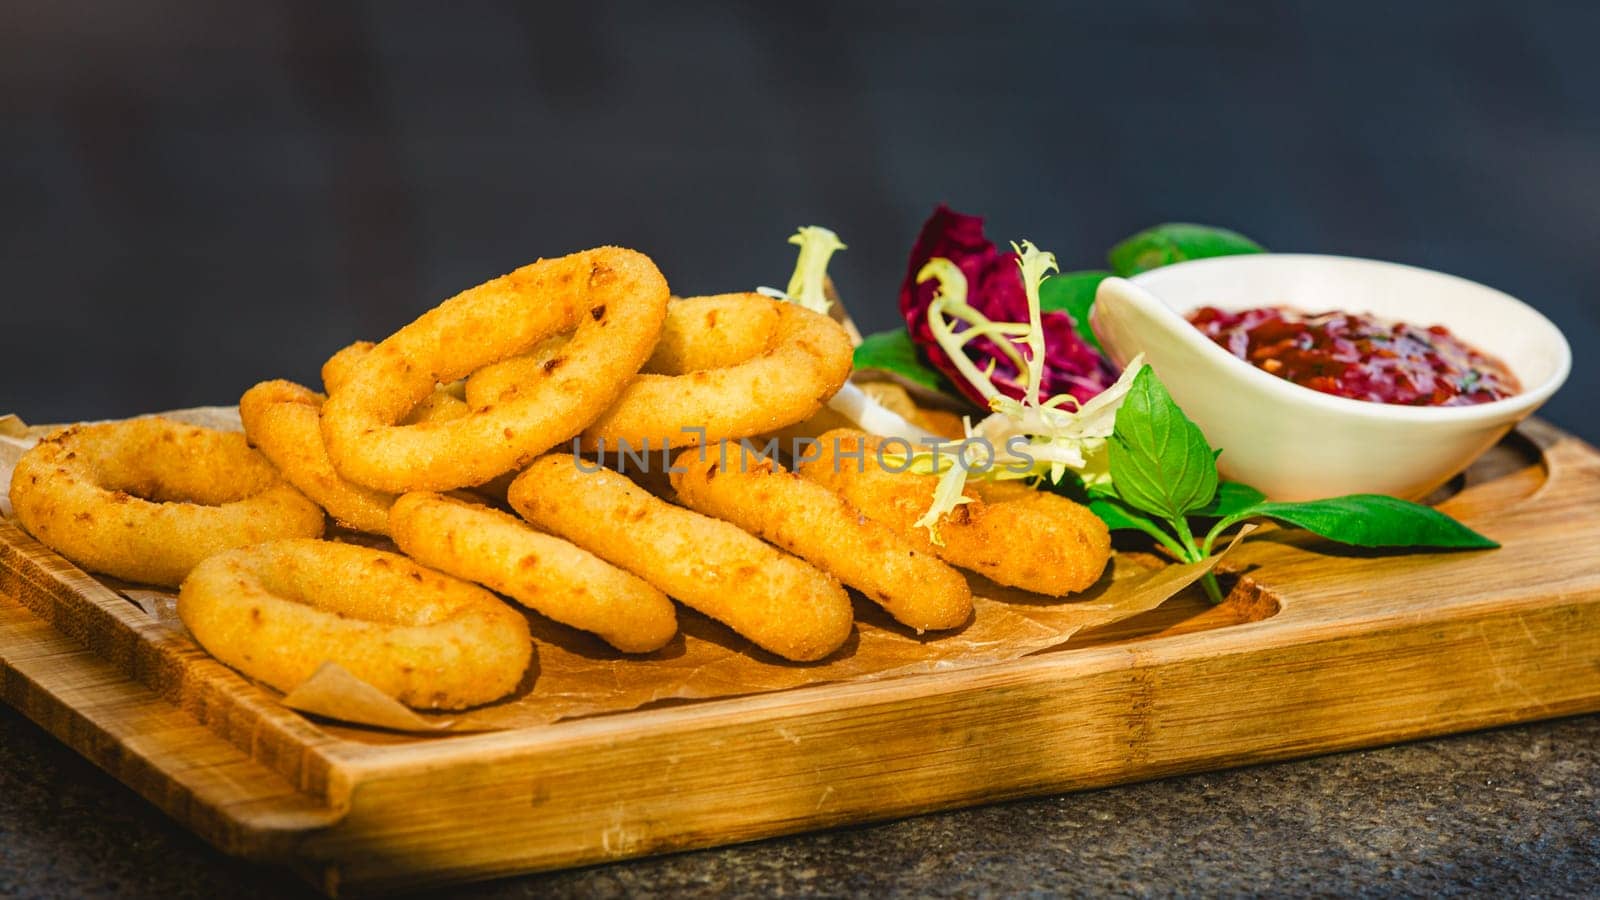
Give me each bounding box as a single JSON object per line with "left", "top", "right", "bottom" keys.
{"left": 1, "top": 407, "right": 1232, "bottom": 734}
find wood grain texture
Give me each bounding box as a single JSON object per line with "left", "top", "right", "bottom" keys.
{"left": 2, "top": 419, "right": 1598, "bottom": 896}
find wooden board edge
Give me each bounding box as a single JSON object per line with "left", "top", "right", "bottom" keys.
{"left": 0, "top": 591, "right": 346, "bottom": 861}
{"left": 295, "top": 586, "right": 1600, "bottom": 894}
{"left": 0, "top": 519, "right": 357, "bottom": 798}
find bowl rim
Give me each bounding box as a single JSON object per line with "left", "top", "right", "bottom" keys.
{"left": 1120, "top": 252, "right": 1573, "bottom": 425}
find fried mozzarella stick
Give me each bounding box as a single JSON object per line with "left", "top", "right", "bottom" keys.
{"left": 390, "top": 492, "right": 677, "bottom": 653}
{"left": 509, "top": 454, "right": 853, "bottom": 661}
{"left": 669, "top": 446, "right": 972, "bottom": 632}
{"left": 798, "top": 430, "right": 1112, "bottom": 597}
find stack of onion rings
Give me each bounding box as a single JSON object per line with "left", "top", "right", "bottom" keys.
{"left": 320, "top": 247, "right": 669, "bottom": 492}
{"left": 466, "top": 293, "right": 852, "bottom": 451}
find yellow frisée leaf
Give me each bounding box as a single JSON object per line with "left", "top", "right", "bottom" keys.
{"left": 912, "top": 449, "right": 975, "bottom": 546}
{"left": 909, "top": 236, "right": 1142, "bottom": 537}
{"left": 1011, "top": 240, "right": 1059, "bottom": 404}
{"left": 921, "top": 258, "right": 1023, "bottom": 406}
{"left": 781, "top": 226, "right": 846, "bottom": 315}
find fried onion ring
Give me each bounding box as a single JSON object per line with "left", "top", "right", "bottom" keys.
{"left": 320, "top": 247, "right": 669, "bottom": 492}
{"left": 641, "top": 293, "right": 782, "bottom": 374}
{"left": 508, "top": 454, "right": 853, "bottom": 662}
{"left": 670, "top": 446, "right": 973, "bottom": 632}
{"left": 322, "top": 341, "right": 471, "bottom": 425}
{"left": 239, "top": 380, "right": 396, "bottom": 535}
{"left": 324, "top": 344, "right": 516, "bottom": 498}
{"left": 178, "top": 539, "right": 531, "bottom": 709}
{"left": 8, "top": 418, "right": 325, "bottom": 586}
{"left": 799, "top": 430, "right": 1111, "bottom": 597}
{"left": 389, "top": 492, "right": 677, "bottom": 653}
{"left": 467, "top": 294, "right": 852, "bottom": 452}
{"left": 466, "top": 294, "right": 779, "bottom": 413}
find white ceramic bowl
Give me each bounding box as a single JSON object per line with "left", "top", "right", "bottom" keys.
{"left": 1089, "top": 254, "right": 1571, "bottom": 501}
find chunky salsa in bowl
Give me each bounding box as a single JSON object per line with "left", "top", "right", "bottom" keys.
{"left": 1089, "top": 254, "right": 1571, "bottom": 501}
{"left": 1186, "top": 305, "right": 1521, "bottom": 407}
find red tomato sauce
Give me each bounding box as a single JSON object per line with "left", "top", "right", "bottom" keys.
{"left": 1187, "top": 306, "right": 1521, "bottom": 406}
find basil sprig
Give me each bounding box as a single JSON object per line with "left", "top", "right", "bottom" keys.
{"left": 1090, "top": 366, "right": 1498, "bottom": 602}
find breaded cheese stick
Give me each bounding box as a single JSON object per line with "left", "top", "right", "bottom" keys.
{"left": 669, "top": 446, "right": 972, "bottom": 632}
{"left": 390, "top": 492, "right": 677, "bottom": 653}
{"left": 798, "top": 429, "right": 1111, "bottom": 596}
{"left": 508, "top": 454, "right": 853, "bottom": 661}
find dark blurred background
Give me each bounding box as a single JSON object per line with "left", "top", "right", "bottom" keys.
{"left": 3, "top": 1, "right": 1596, "bottom": 440}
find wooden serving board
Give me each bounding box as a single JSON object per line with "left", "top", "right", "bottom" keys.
{"left": 3, "top": 419, "right": 1599, "bottom": 896}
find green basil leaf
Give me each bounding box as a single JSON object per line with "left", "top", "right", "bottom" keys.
{"left": 1038, "top": 270, "right": 1109, "bottom": 352}
{"left": 1107, "top": 366, "right": 1220, "bottom": 521}
{"left": 1195, "top": 481, "right": 1267, "bottom": 518}
{"left": 1087, "top": 491, "right": 1192, "bottom": 560}
{"left": 852, "top": 328, "right": 955, "bottom": 393}
{"left": 1107, "top": 223, "right": 1266, "bottom": 277}
{"left": 1230, "top": 495, "right": 1499, "bottom": 549}
{"left": 1087, "top": 493, "right": 1160, "bottom": 533}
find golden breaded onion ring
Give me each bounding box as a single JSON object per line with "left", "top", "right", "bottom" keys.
{"left": 468, "top": 294, "right": 852, "bottom": 452}
{"left": 178, "top": 539, "right": 531, "bottom": 710}
{"left": 508, "top": 454, "right": 853, "bottom": 662}
{"left": 799, "top": 430, "right": 1111, "bottom": 597}
{"left": 8, "top": 417, "right": 325, "bottom": 586}
{"left": 321, "top": 247, "right": 669, "bottom": 492}
{"left": 324, "top": 344, "right": 515, "bottom": 499}
{"left": 322, "top": 341, "right": 470, "bottom": 426}
{"left": 641, "top": 293, "right": 782, "bottom": 374}
{"left": 239, "top": 380, "right": 397, "bottom": 535}
{"left": 389, "top": 492, "right": 678, "bottom": 653}
{"left": 670, "top": 446, "right": 973, "bottom": 633}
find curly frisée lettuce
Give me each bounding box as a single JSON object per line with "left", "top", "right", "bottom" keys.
{"left": 889, "top": 240, "right": 1145, "bottom": 542}
{"left": 899, "top": 206, "right": 1117, "bottom": 408}
{"left": 758, "top": 225, "right": 846, "bottom": 316}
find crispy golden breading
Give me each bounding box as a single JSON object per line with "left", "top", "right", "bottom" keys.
{"left": 8, "top": 417, "right": 325, "bottom": 586}
{"left": 322, "top": 341, "right": 471, "bottom": 425}
{"left": 642, "top": 293, "right": 781, "bottom": 374}
{"left": 670, "top": 446, "right": 972, "bottom": 632}
{"left": 320, "top": 247, "right": 669, "bottom": 492}
{"left": 509, "top": 454, "right": 853, "bottom": 661}
{"left": 467, "top": 293, "right": 780, "bottom": 411}
{"left": 469, "top": 295, "right": 852, "bottom": 452}
{"left": 240, "top": 379, "right": 397, "bottom": 534}
{"left": 390, "top": 492, "right": 677, "bottom": 653}
{"left": 179, "top": 539, "right": 530, "bottom": 709}
{"left": 320, "top": 340, "right": 374, "bottom": 396}
{"left": 582, "top": 299, "right": 852, "bottom": 450}
{"left": 798, "top": 430, "right": 1111, "bottom": 596}
{"left": 324, "top": 344, "right": 523, "bottom": 499}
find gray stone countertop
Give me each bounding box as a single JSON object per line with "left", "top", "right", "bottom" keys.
{"left": 1, "top": 703, "right": 1595, "bottom": 898}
